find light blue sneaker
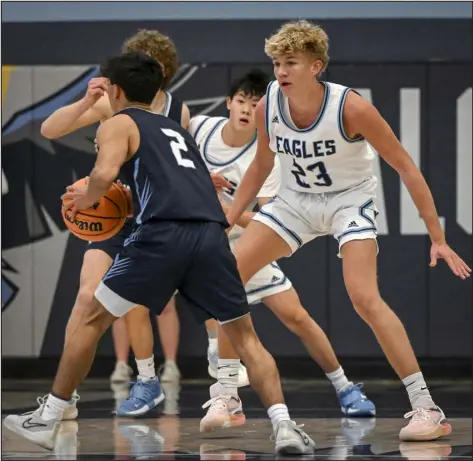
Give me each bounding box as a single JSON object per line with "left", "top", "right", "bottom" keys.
{"left": 116, "top": 378, "right": 165, "bottom": 417}
{"left": 338, "top": 383, "right": 376, "bottom": 417}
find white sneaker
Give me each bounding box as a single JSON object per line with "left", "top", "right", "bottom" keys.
{"left": 3, "top": 405, "right": 60, "bottom": 450}
{"left": 207, "top": 344, "right": 250, "bottom": 388}
{"left": 200, "top": 383, "right": 245, "bottom": 432}
{"left": 159, "top": 361, "right": 181, "bottom": 383}
{"left": 273, "top": 420, "right": 316, "bottom": 456}
{"left": 110, "top": 361, "right": 133, "bottom": 383}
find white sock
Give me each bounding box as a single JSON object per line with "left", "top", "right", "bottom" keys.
{"left": 136, "top": 355, "right": 156, "bottom": 381}
{"left": 402, "top": 371, "right": 435, "bottom": 410}
{"left": 217, "top": 359, "right": 239, "bottom": 394}
{"left": 326, "top": 367, "right": 351, "bottom": 393}
{"left": 42, "top": 394, "right": 69, "bottom": 421}
{"left": 268, "top": 403, "right": 291, "bottom": 431}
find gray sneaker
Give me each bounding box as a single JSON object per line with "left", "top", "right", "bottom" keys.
{"left": 273, "top": 420, "right": 316, "bottom": 455}
{"left": 3, "top": 406, "right": 60, "bottom": 450}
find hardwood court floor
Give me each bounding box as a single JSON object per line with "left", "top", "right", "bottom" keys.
{"left": 2, "top": 378, "right": 471, "bottom": 460}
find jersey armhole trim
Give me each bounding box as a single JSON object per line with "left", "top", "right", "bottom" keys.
{"left": 265, "top": 81, "right": 274, "bottom": 137}
{"left": 192, "top": 116, "right": 211, "bottom": 141}
{"left": 338, "top": 88, "right": 365, "bottom": 143}
{"left": 163, "top": 91, "right": 172, "bottom": 117}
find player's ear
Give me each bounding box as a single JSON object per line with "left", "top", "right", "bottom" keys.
{"left": 310, "top": 59, "right": 323, "bottom": 78}
{"left": 113, "top": 84, "right": 121, "bottom": 100}
{"left": 226, "top": 97, "right": 232, "bottom": 111}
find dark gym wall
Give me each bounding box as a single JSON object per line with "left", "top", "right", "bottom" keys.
{"left": 2, "top": 19, "right": 471, "bottom": 361}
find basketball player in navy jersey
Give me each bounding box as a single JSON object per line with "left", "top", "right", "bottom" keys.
{"left": 40, "top": 29, "right": 197, "bottom": 418}
{"left": 4, "top": 52, "right": 317, "bottom": 456}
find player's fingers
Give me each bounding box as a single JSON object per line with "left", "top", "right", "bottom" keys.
{"left": 457, "top": 258, "right": 471, "bottom": 279}
{"left": 429, "top": 253, "right": 437, "bottom": 267}
{"left": 61, "top": 190, "right": 74, "bottom": 200}
{"left": 62, "top": 199, "right": 73, "bottom": 212}
{"left": 445, "top": 255, "right": 460, "bottom": 277}
{"left": 70, "top": 205, "right": 78, "bottom": 220}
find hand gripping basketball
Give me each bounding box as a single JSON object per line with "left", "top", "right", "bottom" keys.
{"left": 61, "top": 177, "right": 128, "bottom": 242}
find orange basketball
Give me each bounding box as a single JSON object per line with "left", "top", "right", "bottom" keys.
{"left": 62, "top": 178, "right": 128, "bottom": 242}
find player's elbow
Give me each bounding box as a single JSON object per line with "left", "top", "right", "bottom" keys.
{"left": 40, "top": 120, "right": 61, "bottom": 139}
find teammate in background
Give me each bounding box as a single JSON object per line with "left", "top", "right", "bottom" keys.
{"left": 40, "top": 29, "right": 189, "bottom": 417}
{"left": 190, "top": 69, "right": 375, "bottom": 432}
{"left": 4, "top": 52, "right": 317, "bottom": 456}
{"left": 225, "top": 21, "right": 471, "bottom": 442}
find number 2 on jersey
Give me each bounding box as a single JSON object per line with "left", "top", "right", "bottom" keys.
{"left": 161, "top": 128, "right": 196, "bottom": 169}
{"left": 291, "top": 159, "right": 332, "bottom": 188}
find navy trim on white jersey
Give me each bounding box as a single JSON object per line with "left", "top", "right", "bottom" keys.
{"left": 277, "top": 81, "right": 329, "bottom": 133}
{"left": 265, "top": 81, "right": 274, "bottom": 136}
{"left": 192, "top": 116, "right": 211, "bottom": 141}
{"left": 258, "top": 209, "right": 303, "bottom": 248}
{"left": 338, "top": 88, "right": 365, "bottom": 143}
{"left": 202, "top": 119, "right": 257, "bottom": 167}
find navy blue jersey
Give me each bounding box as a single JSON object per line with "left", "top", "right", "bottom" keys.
{"left": 117, "top": 93, "right": 181, "bottom": 184}
{"left": 118, "top": 107, "right": 228, "bottom": 226}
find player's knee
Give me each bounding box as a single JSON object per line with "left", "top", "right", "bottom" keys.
{"left": 349, "top": 290, "right": 382, "bottom": 320}
{"left": 73, "top": 283, "right": 97, "bottom": 313}
{"left": 281, "top": 308, "right": 311, "bottom": 335}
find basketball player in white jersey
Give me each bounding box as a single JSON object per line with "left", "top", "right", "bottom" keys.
{"left": 39, "top": 29, "right": 192, "bottom": 418}
{"left": 189, "top": 69, "right": 375, "bottom": 432}
{"left": 226, "top": 21, "right": 471, "bottom": 442}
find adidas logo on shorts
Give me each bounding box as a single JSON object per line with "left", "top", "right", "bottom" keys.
{"left": 271, "top": 275, "right": 280, "bottom": 283}
{"left": 348, "top": 221, "right": 358, "bottom": 228}
{"left": 272, "top": 115, "right": 279, "bottom": 124}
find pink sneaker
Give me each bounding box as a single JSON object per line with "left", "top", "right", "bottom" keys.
{"left": 200, "top": 383, "right": 246, "bottom": 432}
{"left": 399, "top": 406, "right": 452, "bottom": 442}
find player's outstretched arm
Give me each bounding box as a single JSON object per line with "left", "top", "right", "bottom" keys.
{"left": 344, "top": 91, "right": 471, "bottom": 279}
{"left": 226, "top": 96, "right": 276, "bottom": 228}
{"left": 40, "top": 78, "right": 113, "bottom": 139}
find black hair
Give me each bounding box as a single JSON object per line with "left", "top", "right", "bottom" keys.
{"left": 100, "top": 52, "right": 164, "bottom": 105}
{"left": 227, "top": 69, "right": 270, "bottom": 99}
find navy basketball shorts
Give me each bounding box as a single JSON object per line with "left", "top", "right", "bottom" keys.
{"left": 95, "top": 221, "right": 250, "bottom": 324}
{"left": 86, "top": 219, "right": 134, "bottom": 259}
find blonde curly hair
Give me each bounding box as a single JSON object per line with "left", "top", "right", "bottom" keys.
{"left": 122, "top": 29, "right": 179, "bottom": 89}
{"left": 265, "top": 20, "right": 329, "bottom": 73}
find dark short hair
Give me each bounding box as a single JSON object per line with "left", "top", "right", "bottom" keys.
{"left": 100, "top": 52, "right": 164, "bottom": 104}
{"left": 227, "top": 69, "right": 270, "bottom": 99}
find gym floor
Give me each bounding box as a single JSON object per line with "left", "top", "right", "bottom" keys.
{"left": 2, "top": 378, "right": 471, "bottom": 460}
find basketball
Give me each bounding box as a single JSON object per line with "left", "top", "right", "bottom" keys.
{"left": 62, "top": 177, "right": 128, "bottom": 242}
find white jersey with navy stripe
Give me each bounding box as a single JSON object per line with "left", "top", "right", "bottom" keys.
{"left": 188, "top": 115, "right": 281, "bottom": 240}
{"left": 266, "top": 80, "right": 375, "bottom": 194}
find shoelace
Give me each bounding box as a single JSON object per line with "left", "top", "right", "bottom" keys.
{"left": 128, "top": 381, "right": 155, "bottom": 405}
{"left": 404, "top": 407, "right": 442, "bottom": 421}
{"left": 36, "top": 393, "right": 80, "bottom": 408}
{"left": 270, "top": 421, "right": 306, "bottom": 442}
{"left": 21, "top": 393, "right": 80, "bottom": 416}
{"left": 202, "top": 395, "right": 231, "bottom": 412}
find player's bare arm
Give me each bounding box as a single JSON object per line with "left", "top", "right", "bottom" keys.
{"left": 41, "top": 77, "right": 113, "bottom": 139}
{"left": 62, "top": 115, "right": 132, "bottom": 213}
{"left": 221, "top": 196, "right": 272, "bottom": 228}
{"left": 344, "top": 91, "right": 471, "bottom": 279}
{"left": 180, "top": 104, "right": 191, "bottom": 130}
{"left": 226, "top": 96, "right": 276, "bottom": 228}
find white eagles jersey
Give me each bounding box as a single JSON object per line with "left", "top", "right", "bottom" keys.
{"left": 266, "top": 80, "right": 375, "bottom": 193}
{"left": 189, "top": 115, "right": 281, "bottom": 239}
